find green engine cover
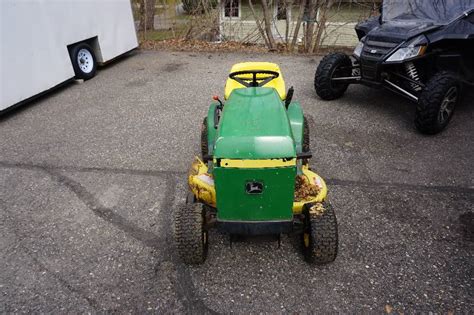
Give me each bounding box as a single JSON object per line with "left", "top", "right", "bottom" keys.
{"left": 214, "top": 166, "right": 296, "bottom": 221}
{"left": 213, "top": 87, "right": 296, "bottom": 159}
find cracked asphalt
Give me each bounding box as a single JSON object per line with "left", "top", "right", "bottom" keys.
{"left": 1, "top": 50, "right": 473, "bottom": 313}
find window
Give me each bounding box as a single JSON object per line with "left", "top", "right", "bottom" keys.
{"left": 224, "top": 0, "right": 240, "bottom": 18}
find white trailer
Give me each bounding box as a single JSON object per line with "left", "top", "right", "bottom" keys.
{"left": 0, "top": 0, "right": 138, "bottom": 112}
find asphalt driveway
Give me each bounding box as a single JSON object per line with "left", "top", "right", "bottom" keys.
{"left": 1, "top": 50, "right": 473, "bottom": 313}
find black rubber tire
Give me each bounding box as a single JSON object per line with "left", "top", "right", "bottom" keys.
{"left": 302, "top": 202, "right": 338, "bottom": 265}
{"left": 303, "top": 115, "right": 310, "bottom": 153}
{"left": 415, "top": 71, "right": 460, "bottom": 135}
{"left": 174, "top": 196, "right": 208, "bottom": 264}
{"left": 201, "top": 117, "right": 208, "bottom": 158}
{"left": 314, "top": 53, "right": 352, "bottom": 100}
{"left": 70, "top": 43, "right": 97, "bottom": 80}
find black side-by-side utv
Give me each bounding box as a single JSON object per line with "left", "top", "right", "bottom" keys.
{"left": 315, "top": 0, "right": 474, "bottom": 134}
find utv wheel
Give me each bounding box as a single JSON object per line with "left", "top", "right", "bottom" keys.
{"left": 201, "top": 117, "right": 208, "bottom": 158}
{"left": 70, "top": 43, "right": 97, "bottom": 80}
{"left": 315, "top": 53, "right": 352, "bottom": 100}
{"left": 174, "top": 195, "right": 208, "bottom": 264}
{"left": 415, "top": 71, "right": 460, "bottom": 134}
{"left": 302, "top": 202, "right": 338, "bottom": 265}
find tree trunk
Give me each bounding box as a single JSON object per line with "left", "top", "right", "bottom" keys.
{"left": 260, "top": 0, "right": 276, "bottom": 50}
{"left": 289, "top": 0, "right": 307, "bottom": 52}
{"left": 139, "top": 0, "right": 156, "bottom": 31}
{"left": 304, "top": 0, "right": 318, "bottom": 52}
{"left": 311, "top": 0, "right": 332, "bottom": 53}
{"left": 249, "top": 0, "right": 271, "bottom": 48}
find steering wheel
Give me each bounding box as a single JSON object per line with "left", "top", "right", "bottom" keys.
{"left": 229, "top": 70, "right": 279, "bottom": 88}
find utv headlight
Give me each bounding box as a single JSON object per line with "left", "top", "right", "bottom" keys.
{"left": 353, "top": 37, "right": 365, "bottom": 58}
{"left": 386, "top": 35, "right": 427, "bottom": 62}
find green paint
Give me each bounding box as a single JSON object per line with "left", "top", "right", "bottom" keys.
{"left": 287, "top": 101, "right": 304, "bottom": 154}
{"left": 206, "top": 102, "right": 218, "bottom": 155}
{"left": 213, "top": 87, "right": 296, "bottom": 159}
{"left": 214, "top": 166, "right": 296, "bottom": 221}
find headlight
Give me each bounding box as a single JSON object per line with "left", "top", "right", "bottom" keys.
{"left": 353, "top": 37, "right": 365, "bottom": 58}
{"left": 386, "top": 35, "right": 427, "bottom": 62}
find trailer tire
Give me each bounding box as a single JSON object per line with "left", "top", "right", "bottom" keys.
{"left": 415, "top": 71, "right": 460, "bottom": 134}
{"left": 70, "top": 43, "right": 97, "bottom": 80}
{"left": 315, "top": 53, "right": 352, "bottom": 100}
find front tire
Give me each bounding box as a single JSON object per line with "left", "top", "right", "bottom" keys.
{"left": 415, "top": 71, "right": 460, "bottom": 134}
{"left": 174, "top": 195, "right": 208, "bottom": 264}
{"left": 315, "top": 53, "right": 352, "bottom": 100}
{"left": 302, "top": 202, "right": 338, "bottom": 265}
{"left": 70, "top": 43, "right": 97, "bottom": 80}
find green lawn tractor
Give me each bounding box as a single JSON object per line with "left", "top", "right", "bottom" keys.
{"left": 174, "top": 62, "right": 338, "bottom": 265}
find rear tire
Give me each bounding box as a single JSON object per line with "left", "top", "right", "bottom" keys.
{"left": 70, "top": 43, "right": 97, "bottom": 80}
{"left": 302, "top": 202, "right": 338, "bottom": 265}
{"left": 415, "top": 71, "right": 460, "bottom": 134}
{"left": 174, "top": 195, "right": 208, "bottom": 264}
{"left": 201, "top": 117, "right": 208, "bottom": 158}
{"left": 315, "top": 53, "right": 352, "bottom": 100}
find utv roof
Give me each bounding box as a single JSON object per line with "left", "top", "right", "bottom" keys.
{"left": 214, "top": 87, "right": 296, "bottom": 160}
{"left": 382, "top": 0, "right": 474, "bottom": 25}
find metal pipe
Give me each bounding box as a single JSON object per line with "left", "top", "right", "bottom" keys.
{"left": 331, "top": 76, "right": 361, "bottom": 81}
{"left": 384, "top": 79, "right": 418, "bottom": 102}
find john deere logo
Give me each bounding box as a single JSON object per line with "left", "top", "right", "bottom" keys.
{"left": 245, "top": 181, "right": 264, "bottom": 194}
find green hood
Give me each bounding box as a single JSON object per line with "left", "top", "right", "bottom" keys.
{"left": 214, "top": 87, "right": 295, "bottom": 159}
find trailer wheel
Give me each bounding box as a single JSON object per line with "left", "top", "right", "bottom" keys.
{"left": 70, "top": 43, "right": 97, "bottom": 80}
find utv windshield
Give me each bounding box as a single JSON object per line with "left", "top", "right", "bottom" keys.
{"left": 383, "top": 0, "right": 474, "bottom": 24}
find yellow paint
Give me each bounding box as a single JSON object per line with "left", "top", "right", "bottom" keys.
{"left": 303, "top": 233, "right": 310, "bottom": 248}
{"left": 188, "top": 157, "right": 216, "bottom": 207}
{"left": 188, "top": 157, "right": 328, "bottom": 214}
{"left": 224, "top": 62, "right": 287, "bottom": 100}
{"left": 217, "top": 158, "right": 296, "bottom": 168}
{"left": 292, "top": 166, "right": 328, "bottom": 214}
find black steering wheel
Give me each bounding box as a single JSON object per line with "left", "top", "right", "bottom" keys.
{"left": 229, "top": 70, "right": 279, "bottom": 88}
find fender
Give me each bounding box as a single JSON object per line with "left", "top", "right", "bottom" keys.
{"left": 206, "top": 102, "right": 219, "bottom": 155}
{"left": 287, "top": 101, "right": 304, "bottom": 154}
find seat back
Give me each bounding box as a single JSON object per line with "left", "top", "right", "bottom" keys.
{"left": 224, "top": 62, "right": 286, "bottom": 100}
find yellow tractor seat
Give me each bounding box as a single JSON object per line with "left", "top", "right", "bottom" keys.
{"left": 224, "top": 62, "right": 286, "bottom": 100}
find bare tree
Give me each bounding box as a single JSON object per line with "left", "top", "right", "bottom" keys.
{"left": 249, "top": 0, "right": 271, "bottom": 48}
{"left": 260, "top": 0, "right": 276, "bottom": 50}
{"left": 289, "top": 0, "right": 307, "bottom": 52}
{"left": 139, "top": 0, "right": 156, "bottom": 31}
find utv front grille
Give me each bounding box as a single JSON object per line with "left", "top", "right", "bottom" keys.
{"left": 360, "top": 59, "right": 377, "bottom": 80}
{"left": 361, "top": 39, "right": 399, "bottom": 61}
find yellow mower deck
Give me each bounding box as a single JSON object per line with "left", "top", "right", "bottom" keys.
{"left": 188, "top": 157, "right": 327, "bottom": 214}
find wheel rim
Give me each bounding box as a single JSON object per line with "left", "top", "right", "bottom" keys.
{"left": 77, "top": 48, "right": 93, "bottom": 74}
{"left": 438, "top": 86, "right": 457, "bottom": 124}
